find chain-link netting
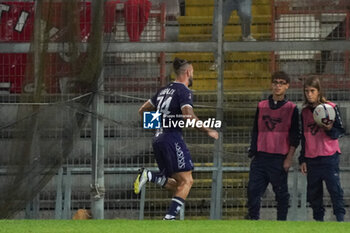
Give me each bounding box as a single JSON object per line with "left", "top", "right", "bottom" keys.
{"left": 0, "top": 0, "right": 104, "bottom": 218}
{"left": 0, "top": 0, "right": 349, "bottom": 221}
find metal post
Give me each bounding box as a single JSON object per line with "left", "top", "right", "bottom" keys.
{"left": 23, "top": 0, "right": 43, "bottom": 220}
{"left": 25, "top": 202, "right": 31, "bottom": 219}
{"left": 33, "top": 0, "right": 41, "bottom": 95}
{"left": 299, "top": 173, "right": 308, "bottom": 220}
{"left": 62, "top": 168, "right": 72, "bottom": 219}
{"left": 138, "top": 186, "right": 146, "bottom": 220}
{"left": 289, "top": 168, "right": 298, "bottom": 220}
{"left": 91, "top": 0, "right": 105, "bottom": 220}
{"left": 210, "top": 0, "right": 224, "bottom": 220}
{"left": 289, "top": 146, "right": 303, "bottom": 221}
{"left": 91, "top": 66, "right": 105, "bottom": 220}
{"left": 270, "top": 0, "right": 276, "bottom": 72}
{"left": 344, "top": 12, "right": 349, "bottom": 75}
{"left": 179, "top": 204, "right": 185, "bottom": 220}
{"left": 25, "top": 194, "right": 39, "bottom": 219}
{"left": 32, "top": 194, "right": 40, "bottom": 219}
{"left": 55, "top": 167, "right": 63, "bottom": 219}
{"left": 159, "top": 3, "right": 166, "bottom": 87}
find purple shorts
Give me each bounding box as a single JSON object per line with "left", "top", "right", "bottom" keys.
{"left": 152, "top": 132, "right": 194, "bottom": 177}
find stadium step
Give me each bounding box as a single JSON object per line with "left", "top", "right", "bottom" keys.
{"left": 179, "top": 0, "right": 272, "bottom": 41}
{"left": 193, "top": 90, "right": 264, "bottom": 104}
{"left": 194, "top": 111, "right": 254, "bottom": 127}
{"left": 146, "top": 188, "right": 247, "bottom": 199}
{"left": 179, "top": 25, "right": 271, "bottom": 35}
{"left": 193, "top": 60, "right": 269, "bottom": 72}
{"left": 195, "top": 106, "right": 256, "bottom": 116}
{"left": 175, "top": 0, "right": 273, "bottom": 90}
{"left": 181, "top": 52, "right": 271, "bottom": 61}
{"left": 185, "top": 5, "right": 271, "bottom": 17}
{"left": 172, "top": 70, "right": 270, "bottom": 91}
{"left": 194, "top": 178, "right": 247, "bottom": 187}
{"left": 174, "top": 52, "right": 271, "bottom": 61}
{"left": 178, "top": 32, "right": 271, "bottom": 42}
{"left": 188, "top": 143, "right": 250, "bottom": 165}
{"left": 185, "top": 0, "right": 271, "bottom": 6}
{"left": 177, "top": 15, "right": 271, "bottom": 25}
{"left": 183, "top": 126, "right": 251, "bottom": 143}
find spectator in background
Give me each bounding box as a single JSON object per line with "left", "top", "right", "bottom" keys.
{"left": 210, "top": 0, "right": 255, "bottom": 70}
{"left": 299, "top": 76, "right": 346, "bottom": 222}
{"left": 125, "top": 0, "right": 151, "bottom": 42}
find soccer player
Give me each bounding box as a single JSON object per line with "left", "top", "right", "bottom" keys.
{"left": 134, "top": 57, "right": 219, "bottom": 220}
{"left": 247, "top": 71, "right": 300, "bottom": 220}
{"left": 299, "top": 76, "right": 346, "bottom": 222}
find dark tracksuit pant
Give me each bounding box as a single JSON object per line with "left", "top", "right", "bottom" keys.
{"left": 247, "top": 155, "right": 289, "bottom": 220}
{"left": 306, "top": 154, "right": 345, "bottom": 221}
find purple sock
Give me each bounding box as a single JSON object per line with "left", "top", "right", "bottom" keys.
{"left": 164, "top": 197, "right": 185, "bottom": 219}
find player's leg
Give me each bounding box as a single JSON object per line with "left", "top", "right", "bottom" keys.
{"left": 323, "top": 155, "right": 345, "bottom": 222}
{"left": 247, "top": 156, "right": 269, "bottom": 220}
{"left": 163, "top": 171, "right": 193, "bottom": 220}
{"left": 237, "top": 0, "right": 255, "bottom": 40}
{"left": 163, "top": 178, "right": 177, "bottom": 192}
{"left": 163, "top": 136, "right": 194, "bottom": 220}
{"left": 134, "top": 167, "right": 177, "bottom": 194}
{"left": 134, "top": 167, "right": 150, "bottom": 194}
{"left": 134, "top": 136, "right": 174, "bottom": 194}
{"left": 306, "top": 163, "right": 325, "bottom": 221}
{"left": 222, "top": 0, "right": 237, "bottom": 28}
{"left": 212, "top": 0, "right": 236, "bottom": 40}
{"left": 171, "top": 171, "right": 193, "bottom": 199}
{"left": 210, "top": 0, "right": 237, "bottom": 70}
{"left": 152, "top": 138, "right": 179, "bottom": 191}
{"left": 269, "top": 158, "right": 289, "bottom": 220}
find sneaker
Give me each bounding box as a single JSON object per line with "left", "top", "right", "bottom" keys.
{"left": 163, "top": 215, "right": 176, "bottom": 220}
{"left": 209, "top": 62, "right": 218, "bottom": 71}
{"left": 134, "top": 168, "right": 149, "bottom": 194}
{"left": 242, "top": 35, "right": 256, "bottom": 42}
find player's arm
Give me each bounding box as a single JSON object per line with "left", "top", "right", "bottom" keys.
{"left": 181, "top": 105, "right": 219, "bottom": 139}
{"left": 284, "top": 146, "right": 296, "bottom": 172}
{"left": 284, "top": 107, "right": 300, "bottom": 172}
{"left": 299, "top": 113, "right": 307, "bottom": 175}
{"left": 248, "top": 106, "right": 259, "bottom": 158}
{"left": 324, "top": 105, "right": 345, "bottom": 138}
{"left": 138, "top": 100, "right": 156, "bottom": 116}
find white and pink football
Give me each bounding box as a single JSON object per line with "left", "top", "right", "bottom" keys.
{"left": 313, "top": 103, "right": 335, "bottom": 126}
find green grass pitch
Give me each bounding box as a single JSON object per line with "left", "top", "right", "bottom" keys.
{"left": 0, "top": 220, "right": 349, "bottom": 233}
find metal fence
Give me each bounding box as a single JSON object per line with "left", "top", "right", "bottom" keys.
{"left": 0, "top": 0, "right": 349, "bottom": 221}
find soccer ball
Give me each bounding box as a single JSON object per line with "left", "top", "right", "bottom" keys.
{"left": 313, "top": 103, "right": 335, "bottom": 126}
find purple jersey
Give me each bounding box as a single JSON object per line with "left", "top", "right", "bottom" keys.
{"left": 150, "top": 82, "right": 193, "bottom": 133}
